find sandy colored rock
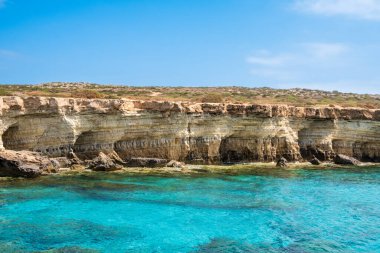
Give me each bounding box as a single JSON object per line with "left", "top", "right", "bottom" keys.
{"left": 0, "top": 96, "right": 379, "bottom": 166}
{"left": 0, "top": 150, "right": 58, "bottom": 178}
{"left": 166, "top": 160, "right": 185, "bottom": 168}
{"left": 88, "top": 152, "right": 123, "bottom": 171}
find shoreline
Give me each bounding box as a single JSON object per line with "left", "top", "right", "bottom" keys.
{"left": 48, "top": 161, "right": 380, "bottom": 177}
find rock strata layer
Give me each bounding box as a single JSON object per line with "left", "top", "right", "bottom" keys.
{"left": 0, "top": 96, "right": 379, "bottom": 166}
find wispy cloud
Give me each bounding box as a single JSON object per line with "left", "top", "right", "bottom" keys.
{"left": 246, "top": 42, "right": 349, "bottom": 82}
{"left": 294, "top": 0, "right": 380, "bottom": 20}
{"left": 0, "top": 49, "right": 19, "bottom": 58}
{"left": 246, "top": 50, "right": 291, "bottom": 66}
{"left": 303, "top": 42, "right": 348, "bottom": 59}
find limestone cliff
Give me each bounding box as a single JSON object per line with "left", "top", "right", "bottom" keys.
{"left": 1, "top": 96, "right": 379, "bottom": 164}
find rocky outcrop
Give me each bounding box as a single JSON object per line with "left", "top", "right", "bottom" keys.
{"left": 127, "top": 157, "right": 168, "bottom": 168}
{"left": 0, "top": 96, "right": 379, "bottom": 169}
{"left": 309, "top": 156, "right": 322, "bottom": 165}
{"left": 0, "top": 150, "right": 58, "bottom": 177}
{"left": 276, "top": 157, "right": 288, "bottom": 167}
{"left": 334, "top": 154, "right": 361, "bottom": 165}
{"left": 88, "top": 152, "right": 123, "bottom": 171}
{"left": 166, "top": 160, "right": 185, "bottom": 168}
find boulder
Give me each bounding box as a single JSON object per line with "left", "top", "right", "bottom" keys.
{"left": 126, "top": 157, "right": 168, "bottom": 168}
{"left": 276, "top": 157, "right": 288, "bottom": 168}
{"left": 88, "top": 152, "right": 123, "bottom": 171}
{"left": 309, "top": 156, "right": 321, "bottom": 165}
{"left": 107, "top": 151, "right": 127, "bottom": 165}
{"left": 0, "top": 150, "right": 58, "bottom": 178}
{"left": 67, "top": 150, "right": 82, "bottom": 165}
{"left": 334, "top": 154, "right": 360, "bottom": 165}
{"left": 166, "top": 160, "right": 185, "bottom": 168}
{"left": 53, "top": 157, "right": 72, "bottom": 168}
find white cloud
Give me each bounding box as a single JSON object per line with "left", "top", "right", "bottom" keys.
{"left": 303, "top": 42, "right": 348, "bottom": 59}
{"left": 247, "top": 43, "right": 348, "bottom": 71}
{"left": 246, "top": 42, "right": 349, "bottom": 81}
{"left": 246, "top": 53, "right": 291, "bottom": 66}
{"left": 294, "top": 0, "right": 380, "bottom": 20}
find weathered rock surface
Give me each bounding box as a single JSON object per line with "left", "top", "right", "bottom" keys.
{"left": 127, "top": 157, "right": 168, "bottom": 168}
{"left": 276, "top": 157, "right": 288, "bottom": 167}
{"left": 0, "top": 150, "right": 58, "bottom": 177}
{"left": 88, "top": 152, "right": 123, "bottom": 171}
{"left": 166, "top": 160, "right": 185, "bottom": 168}
{"left": 309, "top": 156, "right": 322, "bottom": 165}
{"left": 334, "top": 154, "right": 361, "bottom": 165}
{"left": 0, "top": 96, "right": 379, "bottom": 167}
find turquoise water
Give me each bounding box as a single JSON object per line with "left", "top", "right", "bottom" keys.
{"left": 0, "top": 168, "right": 379, "bottom": 252}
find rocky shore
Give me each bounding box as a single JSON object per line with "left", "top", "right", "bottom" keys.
{"left": 0, "top": 96, "right": 379, "bottom": 177}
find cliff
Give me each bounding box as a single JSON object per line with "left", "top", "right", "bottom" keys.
{"left": 1, "top": 96, "right": 380, "bottom": 165}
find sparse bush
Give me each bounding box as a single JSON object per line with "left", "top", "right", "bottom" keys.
{"left": 73, "top": 89, "right": 105, "bottom": 99}
{"left": 200, "top": 93, "right": 224, "bottom": 103}
{"left": 0, "top": 88, "right": 11, "bottom": 96}
{"left": 106, "top": 94, "right": 119, "bottom": 99}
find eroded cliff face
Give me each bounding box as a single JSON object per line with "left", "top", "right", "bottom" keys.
{"left": 1, "top": 96, "right": 379, "bottom": 164}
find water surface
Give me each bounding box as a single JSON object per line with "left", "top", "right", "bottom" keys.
{"left": 0, "top": 167, "right": 379, "bottom": 252}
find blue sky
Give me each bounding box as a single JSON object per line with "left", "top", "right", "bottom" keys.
{"left": 0, "top": 0, "right": 379, "bottom": 93}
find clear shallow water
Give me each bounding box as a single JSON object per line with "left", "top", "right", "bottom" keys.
{"left": 0, "top": 167, "right": 379, "bottom": 253}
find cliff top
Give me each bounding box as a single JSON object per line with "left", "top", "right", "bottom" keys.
{"left": 1, "top": 95, "right": 379, "bottom": 121}
{"left": 0, "top": 82, "right": 379, "bottom": 109}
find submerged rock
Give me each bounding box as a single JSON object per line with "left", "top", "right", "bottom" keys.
{"left": 276, "top": 157, "right": 288, "bottom": 168}
{"left": 41, "top": 246, "right": 100, "bottom": 253}
{"left": 88, "top": 152, "right": 123, "bottom": 171}
{"left": 334, "top": 154, "right": 360, "bottom": 165}
{"left": 0, "top": 150, "right": 58, "bottom": 178}
{"left": 127, "top": 157, "right": 168, "bottom": 168}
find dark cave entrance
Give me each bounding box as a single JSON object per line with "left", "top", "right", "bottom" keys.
{"left": 2, "top": 124, "right": 21, "bottom": 150}
{"left": 73, "top": 131, "right": 114, "bottom": 159}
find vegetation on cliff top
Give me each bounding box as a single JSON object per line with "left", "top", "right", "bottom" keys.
{"left": 0, "top": 82, "right": 379, "bottom": 109}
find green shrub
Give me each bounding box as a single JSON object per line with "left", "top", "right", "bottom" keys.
{"left": 201, "top": 93, "right": 224, "bottom": 103}
{"left": 73, "top": 89, "right": 104, "bottom": 99}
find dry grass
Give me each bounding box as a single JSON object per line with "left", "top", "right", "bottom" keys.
{"left": 0, "top": 82, "right": 379, "bottom": 108}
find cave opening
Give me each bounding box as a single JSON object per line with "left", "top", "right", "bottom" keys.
{"left": 73, "top": 131, "right": 115, "bottom": 159}
{"left": 2, "top": 124, "right": 22, "bottom": 150}
{"left": 73, "top": 131, "right": 98, "bottom": 159}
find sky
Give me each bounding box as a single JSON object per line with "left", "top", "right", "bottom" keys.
{"left": 0, "top": 0, "right": 379, "bottom": 93}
